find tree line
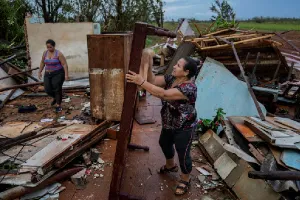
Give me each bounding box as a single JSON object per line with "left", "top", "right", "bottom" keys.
{"left": 0, "top": 0, "right": 164, "bottom": 44}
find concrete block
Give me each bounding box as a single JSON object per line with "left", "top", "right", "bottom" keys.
{"left": 71, "top": 168, "right": 87, "bottom": 189}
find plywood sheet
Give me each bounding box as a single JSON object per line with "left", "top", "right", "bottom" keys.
{"left": 88, "top": 34, "right": 132, "bottom": 121}
{"left": 21, "top": 134, "right": 82, "bottom": 169}
{"left": 0, "top": 122, "right": 31, "bottom": 138}
{"left": 274, "top": 117, "right": 300, "bottom": 132}
{"left": 228, "top": 116, "right": 263, "bottom": 142}
{"left": 90, "top": 69, "right": 125, "bottom": 121}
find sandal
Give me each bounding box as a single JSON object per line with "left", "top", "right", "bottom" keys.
{"left": 175, "top": 179, "right": 191, "bottom": 196}
{"left": 158, "top": 164, "right": 179, "bottom": 174}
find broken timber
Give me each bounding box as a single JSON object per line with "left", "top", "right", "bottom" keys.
{"left": 109, "top": 22, "right": 176, "bottom": 200}
{"left": 0, "top": 67, "right": 39, "bottom": 81}
{"left": 0, "top": 82, "right": 43, "bottom": 92}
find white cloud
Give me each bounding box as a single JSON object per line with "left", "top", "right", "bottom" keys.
{"left": 164, "top": 5, "right": 194, "bottom": 13}
{"left": 164, "top": 0, "right": 180, "bottom": 2}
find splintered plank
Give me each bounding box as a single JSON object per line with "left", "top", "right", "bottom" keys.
{"left": 21, "top": 134, "right": 82, "bottom": 174}
{"left": 228, "top": 116, "right": 264, "bottom": 142}
{"left": 274, "top": 117, "right": 300, "bottom": 132}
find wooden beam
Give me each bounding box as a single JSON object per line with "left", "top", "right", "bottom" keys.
{"left": 109, "top": 23, "right": 176, "bottom": 199}
{"left": 0, "top": 67, "right": 39, "bottom": 81}
{"left": 200, "top": 34, "right": 274, "bottom": 51}
{"left": 204, "top": 28, "right": 230, "bottom": 37}
{"left": 0, "top": 82, "right": 43, "bottom": 92}
{"left": 276, "top": 33, "right": 300, "bottom": 53}
{"left": 193, "top": 23, "right": 202, "bottom": 37}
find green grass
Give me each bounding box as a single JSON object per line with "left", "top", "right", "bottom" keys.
{"left": 238, "top": 22, "right": 300, "bottom": 31}
{"left": 145, "top": 21, "right": 300, "bottom": 47}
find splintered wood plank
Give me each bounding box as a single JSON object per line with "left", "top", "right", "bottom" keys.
{"left": 21, "top": 134, "right": 82, "bottom": 170}
{"left": 57, "top": 124, "right": 97, "bottom": 135}
{"left": 0, "top": 122, "right": 31, "bottom": 138}
{"left": 274, "top": 117, "right": 300, "bottom": 132}
{"left": 228, "top": 116, "right": 263, "bottom": 142}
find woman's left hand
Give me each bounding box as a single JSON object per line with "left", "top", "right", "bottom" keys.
{"left": 65, "top": 75, "right": 69, "bottom": 81}
{"left": 126, "top": 70, "right": 144, "bottom": 85}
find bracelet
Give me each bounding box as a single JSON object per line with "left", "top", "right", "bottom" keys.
{"left": 140, "top": 80, "right": 145, "bottom": 86}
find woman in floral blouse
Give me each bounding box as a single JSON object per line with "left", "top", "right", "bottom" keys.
{"left": 126, "top": 56, "right": 197, "bottom": 196}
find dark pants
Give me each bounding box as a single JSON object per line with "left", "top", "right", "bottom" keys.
{"left": 159, "top": 128, "right": 193, "bottom": 174}
{"left": 44, "top": 69, "right": 65, "bottom": 105}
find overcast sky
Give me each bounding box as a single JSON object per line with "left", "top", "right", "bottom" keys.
{"left": 164, "top": 0, "right": 300, "bottom": 20}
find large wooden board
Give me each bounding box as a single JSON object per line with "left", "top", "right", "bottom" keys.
{"left": 228, "top": 116, "right": 263, "bottom": 142}
{"left": 88, "top": 34, "right": 133, "bottom": 121}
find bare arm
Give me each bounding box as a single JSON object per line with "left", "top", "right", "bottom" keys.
{"left": 126, "top": 70, "right": 187, "bottom": 101}
{"left": 38, "top": 51, "right": 46, "bottom": 79}
{"left": 58, "top": 51, "right": 69, "bottom": 80}
{"left": 146, "top": 62, "right": 166, "bottom": 87}
{"left": 141, "top": 80, "right": 187, "bottom": 101}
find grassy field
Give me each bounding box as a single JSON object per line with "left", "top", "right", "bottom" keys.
{"left": 146, "top": 21, "right": 300, "bottom": 47}
{"left": 238, "top": 22, "right": 300, "bottom": 31}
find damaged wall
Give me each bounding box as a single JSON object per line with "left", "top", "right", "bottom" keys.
{"left": 25, "top": 17, "right": 99, "bottom": 79}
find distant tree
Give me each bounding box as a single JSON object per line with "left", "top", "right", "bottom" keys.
{"left": 150, "top": 0, "right": 164, "bottom": 27}
{"left": 33, "top": 0, "right": 64, "bottom": 22}
{"left": 0, "top": 0, "right": 33, "bottom": 43}
{"left": 210, "top": 0, "right": 235, "bottom": 21}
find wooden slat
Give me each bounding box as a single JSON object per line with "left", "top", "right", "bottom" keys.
{"left": 228, "top": 117, "right": 263, "bottom": 142}
{"left": 199, "top": 35, "right": 274, "bottom": 51}
{"left": 109, "top": 23, "right": 148, "bottom": 199}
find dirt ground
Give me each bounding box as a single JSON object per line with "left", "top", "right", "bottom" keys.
{"left": 0, "top": 92, "right": 236, "bottom": 200}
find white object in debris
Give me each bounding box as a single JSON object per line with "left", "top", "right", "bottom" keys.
{"left": 97, "top": 157, "right": 105, "bottom": 164}
{"left": 178, "top": 19, "right": 195, "bottom": 36}
{"left": 21, "top": 183, "right": 62, "bottom": 200}
{"left": 100, "top": 174, "right": 104, "bottom": 178}
{"left": 94, "top": 173, "right": 100, "bottom": 178}
{"left": 195, "top": 167, "right": 211, "bottom": 176}
{"left": 40, "top": 118, "right": 54, "bottom": 123}
{"left": 59, "top": 119, "right": 84, "bottom": 125}
{"left": 214, "top": 152, "right": 237, "bottom": 180}
{"left": 63, "top": 97, "right": 71, "bottom": 103}
{"left": 81, "top": 102, "right": 90, "bottom": 111}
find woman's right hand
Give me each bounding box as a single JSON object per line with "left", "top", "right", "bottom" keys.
{"left": 38, "top": 72, "right": 42, "bottom": 80}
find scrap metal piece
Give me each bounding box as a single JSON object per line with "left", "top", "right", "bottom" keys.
{"left": 249, "top": 154, "right": 299, "bottom": 192}
{"left": 281, "top": 149, "right": 300, "bottom": 171}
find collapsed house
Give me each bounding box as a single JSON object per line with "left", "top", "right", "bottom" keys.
{"left": 0, "top": 17, "right": 299, "bottom": 200}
